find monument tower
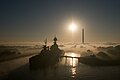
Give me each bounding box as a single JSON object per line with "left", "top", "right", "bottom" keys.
{"left": 82, "top": 28, "right": 84, "bottom": 44}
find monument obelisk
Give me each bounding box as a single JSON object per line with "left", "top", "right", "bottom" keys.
{"left": 82, "top": 28, "right": 84, "bottom": 44}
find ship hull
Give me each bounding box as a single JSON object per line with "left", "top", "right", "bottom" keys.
{"left": 29, "top": 50, "right": 65, "bottom": 70}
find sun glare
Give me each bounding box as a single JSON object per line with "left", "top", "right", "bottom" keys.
{"left": 71, "top": 52, "right": 75, "bottom": 57}
{"left": 69, "top": 23, "right": 77, "bottom": 32}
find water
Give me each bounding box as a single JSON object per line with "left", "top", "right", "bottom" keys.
{"left": 4, "top": 52, "right": 120, "bottom": 80}
{"left": 28, "top": 52, "right": 120, "bottom": 80}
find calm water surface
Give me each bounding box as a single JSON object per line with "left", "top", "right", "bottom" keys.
{"left": 5, "top": 52, "right": 120, "bottom": 80}
{"left": 28, "top": 52, "right": 120, "bottom": 80}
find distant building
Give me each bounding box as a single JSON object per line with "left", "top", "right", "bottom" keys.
{"left": 82, "top": 28, "right": 84, "bottom": 44}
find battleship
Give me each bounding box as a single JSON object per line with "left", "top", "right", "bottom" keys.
{"left": 29, "top": 37, "right": 65, "bottom": 70}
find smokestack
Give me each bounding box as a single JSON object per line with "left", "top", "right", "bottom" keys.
{"left": 82, "top": 28, "right": 84, "bottom": 44}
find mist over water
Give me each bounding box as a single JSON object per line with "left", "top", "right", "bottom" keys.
{"left": 1, "top": 0, "right": 120, "bottom": 79}
{"left": 27, "top": 52, "right": 120, "bottom": 80}
{"left": 0, "top": 42, "right": 120, "bottom": 80}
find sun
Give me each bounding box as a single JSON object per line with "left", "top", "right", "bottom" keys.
{"left": 69, "top": 22, "right": 77, "bottom": 32}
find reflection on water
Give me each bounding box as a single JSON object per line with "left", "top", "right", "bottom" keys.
{"left": 71, "top": 53, "right": 75, "bottom": 57}
{"left": 71, "top": 67, "right": 76, "bottom": 78}
{"left": 28, "top": 52, "right": 120, "bottom": 80}
{"left": 70, "top": 58, "right": 78, "bottom": 67}
{"left": 64, "top": 52, "right": 80, "bottom": 67}
{"left": 67, "top": 52, "right": 78, "bottom": 78}
{"left": 62, "top": 52, "right": 79, "bottom": 78}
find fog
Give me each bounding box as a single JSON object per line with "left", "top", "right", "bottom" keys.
{"left": 0, "top": 42, "right": 120, "bottom": 80}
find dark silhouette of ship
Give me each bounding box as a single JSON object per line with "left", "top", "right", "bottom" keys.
{"left": 29, "top": 37, "right": 65, "bottom": 70}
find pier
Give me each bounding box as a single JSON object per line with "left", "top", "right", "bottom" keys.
{"left": 60, "top": 55, "right": 80, "bottom": 66}
{"left": 60, "top": 56, "right": 80, "bottom": 59}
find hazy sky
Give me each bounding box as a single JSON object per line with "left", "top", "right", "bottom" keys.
{"left": 0, "top": 0, "right": 120, "bottom": 42}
